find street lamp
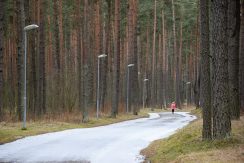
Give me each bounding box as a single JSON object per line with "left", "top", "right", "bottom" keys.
{"left": 23, "top": 24, "right": 39, "bottom": 129}
{"left": 143, "top": 78, "right": 149, "bottom": 110}
{"left": 186, "top": 82, "right": 191, "bottom": 107}
{"left": 96, "top": 54, "right": 107, "bottom": 118}
{"left": 126, "top": 64, "right": 134, "bottom": 113}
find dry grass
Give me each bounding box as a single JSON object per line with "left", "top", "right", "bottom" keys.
{"left": 141, "top": 110, "right": 244, "bottom": 163}
{"left": 172, "top": 145, "right": 244, "bottom": 163}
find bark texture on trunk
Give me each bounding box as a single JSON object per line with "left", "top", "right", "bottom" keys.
{"left": 151, "top": 0, "right": 157, "bottom": 110}
{"left": 17, "top": 0, "right": 25, "bottom": 121}
{"left": 53, "top": 0, "right": 60, "bottom": 73}
{"left": 228, "top": 0, "right": 240, "bottom": 119}
{"left": 76, "top": 0, "right": 82, "bottom": 113}
{"left": 200, "top": 0, "right": 212, "bottom": 140}
{"left": 240, "top": 0, "right": 244, "bottom": 111}
{"left": 39, "top": 0, "right": 46, "bottom": 114}
{"left": 112, "top": 0, "right": 120, "bottom": 118}
{"left": 212, "top": 0, "right": 231, "bottom": 139}
{"left": 82, "top": 0, "right": 89, "bottom": 123}
{"left": 172, "top": 0, "right": 181, "bottom": 108}
{"left": 0, "top": 0, "right": 4, "bottom": 119}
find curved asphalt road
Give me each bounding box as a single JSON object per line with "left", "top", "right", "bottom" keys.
{"left": 0, "top": 112, "right": 196, "bottom": 163}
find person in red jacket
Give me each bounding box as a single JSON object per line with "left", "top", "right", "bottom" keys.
{"left": 171, "top": 102, "right": 176, "bottom": 114}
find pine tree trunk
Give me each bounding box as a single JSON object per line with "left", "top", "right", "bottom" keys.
{"left": 145, "top": 23, "right": 150, "bottom": 107}
{"left": 53, "top": 0, "right": 60, "bottom": 111}
{"left": 162, "top": 10, "right": 166, "bottom": 109}
{"left": 0, "top": 0, "right": 4, "bottom": 119}
{"left": 39, "top": 0, "right": 46, "bottom": 115}
{"left": 172, "top": 0, "right": 180, "bottom": 108}
{"left": 111, "top": 0, "right": 120, "bottom": 118}
{"left": 100, "top": 0, "right": 111, "bottom": 112}
{"left": 151, "top": 0, "right": 157, "bottom": 110}
{"left": 58, "top": 0, "right": 65, "bottom": 110}
{"left": 76, "top": 0, "right": 82, "bottom": 113}
{"left": 137, "top": 34, "right": 142, "bottom": 108}
{"left": 131, "top": 0, "right": 139, "bottom": 115}
{"left": 28, "top": 0, "right": 38, "bottom": 117}
{"left": 146, "top": 23, "right": 149, "bottom": 77}
{"left": 194, "top": 19, "right": 200, "bottom": 109}
{"left": 179, "top": 18, "right": 182, "bottom": 102}
{"left": 228, "top": 0, "right": 240, "bottom": 119}
{"left": 82, "top": 0, "right": 89, "bottom": 123}
{"left": 127, "top": 0, "right": 134, "bottom": 113}
{"left": 53, "top": 0, "right": 60, "bottom": 72}
{"left": 210, "top": 0, "right": 215, "bottom": 121}
{"left": 240, "top": 0, "right": 244, "bottom": 111}
{"left": 164, "top": 30, "right": 168, "bottom": 108}
{"left": 200, "top": 0, "right": 212, "bottom": 140}
{"left": 212, "top": 0, "right": 231, "bottom": 139}
{"left": 86, "top": 2, "right": 93, "bottom": 120}
{"left": 17, "top": 0, "right": 25, "bottom": 121}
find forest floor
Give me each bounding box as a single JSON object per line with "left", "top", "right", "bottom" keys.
{"left": 141, "top": 109, "right": 244, "bottom": 163}
{"left": 0, "top": 108, "right": 162, "bottom": 144}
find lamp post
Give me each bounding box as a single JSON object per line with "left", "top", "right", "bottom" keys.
{"left": 23, "top": 24, "right": 39, "bottom": 129}
{"left": 143, "top": 78, "right": 149, "bottom": 109}
{"left": 126, "top": 64, "right": 134, "bottom": 113}
{"left": 186, "top": 82, "right": 191, "bottom": 107}
{"left": 96, "top": 54, "right": 107, "bottom": 119}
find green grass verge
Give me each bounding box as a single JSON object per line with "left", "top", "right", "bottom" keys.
{"left": 141, "top": 109, "right": 244, "bottom": 163}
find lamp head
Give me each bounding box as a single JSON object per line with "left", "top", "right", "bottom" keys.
{"left": 127, "top": 64, "right": 134, "bottom": 67}
{"left": 98, "top": 54, "right": 107, "bottom": 58}
{"left": 24, "top": 24, "right": 39, "bottom": 31}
